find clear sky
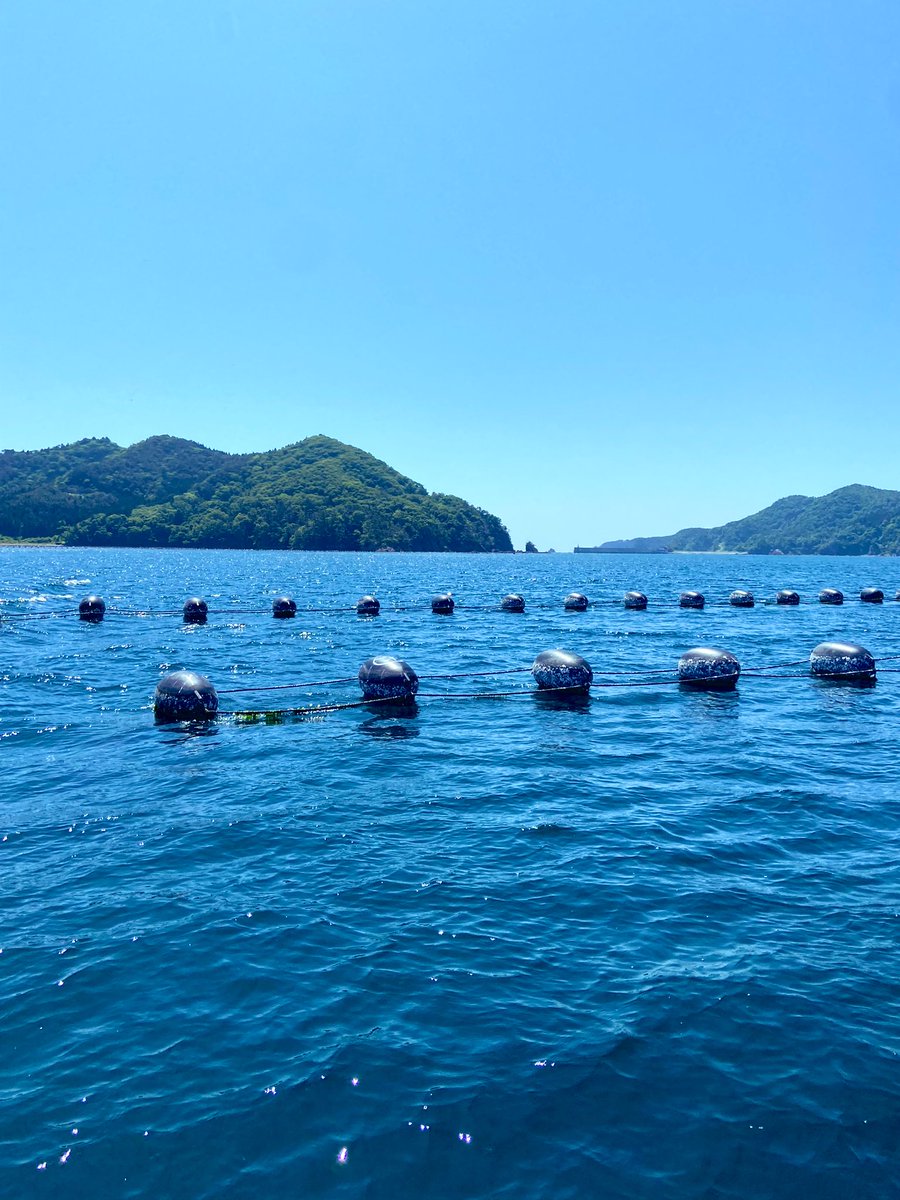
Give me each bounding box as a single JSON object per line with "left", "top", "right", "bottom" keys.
{"left": 1, "top": 1, "right": 898, "bottom": 550}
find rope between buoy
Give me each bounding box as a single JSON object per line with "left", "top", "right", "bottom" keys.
{"left": 218, "top": 676, "right": 359, "bottom": 694}
{"left": 226, "top": 696, "right": 398, "bottom": 719}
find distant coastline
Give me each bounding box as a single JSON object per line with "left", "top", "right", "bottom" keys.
{"left": 0, "top": 539, "right": 63, "bottom": 547}
{"left": 587, "top": 484, "right": 900, "bottom": 557}
{"left": 575, "top": 546, "right": 748, "bottom": 555}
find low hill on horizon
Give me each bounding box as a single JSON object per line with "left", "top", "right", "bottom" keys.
{"left": 599, "top": 484, "right": 900, "bottom": 556}
{"left": 0, "top": 435, "right": 513, "bottom": 552}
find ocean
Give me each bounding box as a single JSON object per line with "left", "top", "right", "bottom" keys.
{"left": 2, "top": 547, "right": 899, "bottom": 1198}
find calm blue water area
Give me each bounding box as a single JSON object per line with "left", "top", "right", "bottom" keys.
{"left": 3, "top": 548, "right": 900, "bottom": 1198}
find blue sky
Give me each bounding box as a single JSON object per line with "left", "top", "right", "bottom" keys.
{"left": 1, "top": 1, "right": 898, "bottom": 549}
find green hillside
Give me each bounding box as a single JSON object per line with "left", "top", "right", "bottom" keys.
{"left": 0, "top": 435, "right": 513, "bottom": 552}
{"left": 600, "top": 485, "right": 900, "bottom": 556}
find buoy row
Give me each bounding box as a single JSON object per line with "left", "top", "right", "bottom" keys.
{"left": 65, "top": 586, "right": 897, "bottom": 624}
{"left": 153, "top": 640, "right": 877, "bottom": 722}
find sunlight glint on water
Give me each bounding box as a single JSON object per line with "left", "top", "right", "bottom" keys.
{"left": 2, "top": 547, "right": 899, "bottom": 1199}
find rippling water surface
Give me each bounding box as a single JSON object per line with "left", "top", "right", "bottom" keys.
{"left": 3, "top": 548, "right": 900, "bottom": 1198}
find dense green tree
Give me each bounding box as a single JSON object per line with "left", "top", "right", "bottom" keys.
{"left": 0, "top": 434, "right": 512, "bottom": 552}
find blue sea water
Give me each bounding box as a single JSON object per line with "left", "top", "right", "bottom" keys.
{"left": 2, "top": 547, "right": 900, "bottom": 1199}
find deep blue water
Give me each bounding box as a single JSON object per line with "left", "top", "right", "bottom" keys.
{"left": 3, "top": 548, "right": 900, "bottom": 1199}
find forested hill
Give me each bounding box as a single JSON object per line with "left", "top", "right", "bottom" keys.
{"left": 599, "top": 485, "right": 900, "bottom": 556}
{"left": 0, "top": 435, "right": 513, "bottom": 552}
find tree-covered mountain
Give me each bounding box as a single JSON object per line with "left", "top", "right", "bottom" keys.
{"left": 0, "top": 435, "right": 513, "bottom": 552}
{"left": 599, "top": 485, "right": 900, "bottom": 556}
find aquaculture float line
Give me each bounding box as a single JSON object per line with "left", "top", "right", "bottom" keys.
{"left": 3, "top": 585, "right": 900, "bottom": 624}
{"left": 152, "top": 642, "right": 880, "bottom": 723}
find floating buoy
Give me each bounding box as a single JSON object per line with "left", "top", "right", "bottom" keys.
{"left": 432, "top": 593, "right": 454, "bottom": 614}
{"left": 563, "top": 592, "right": 589, "bottom": 611}
{"left": 183, "top": 597, "right": 208, "bottom": 624}
{"left": 624, "top": 591, "right": 647, "bottom": 610}
{"left": 809, "top": 641, "right": 876, "bottom": 682}
{"left": 532, "top": 649, "right": 593, "bottom": 691}
{"left": 78, "top": 595, "right": 106, "bottom": 623}
{"left": 501, "top": 593, "right": 525, "bottom": 612}
{"left": 154, "top": 670, "right": 218, "bottom": 722}
{"left": 819, "top": 589, "right": 843, "bottom": 605}
{"left": 357, "top": 595, "right": 380, "bottom": 615}
{"left": 678, "top": 647, "right": 740, "bottom": 691}
{"left": 679, "top": 591, "right": 705, "bottom": 609}
{"left": 729, "top": 590, "right": 754, "bottom": 608}
{"left": 272, "top": 596, "right": 297, "bottom": 619}
{"left": 860, "top": 588, "right": 884, "bottom": 604}
{"left": 358, "top": 656, "right": 419, "bottom": 702}
{"left": 776, "top": 590, "right": 800, "bottom": 605}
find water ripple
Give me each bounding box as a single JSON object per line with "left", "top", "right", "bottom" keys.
{"left": 2, "top": 548, "right": 900, "bottom": 1197}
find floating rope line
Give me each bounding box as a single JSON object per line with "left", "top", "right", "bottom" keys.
{"left": 224, "top": 667, "right": 885, "bottom": 718}
{"left": 592, "top": 677, "right": 683, "bottom": 689}
{"left": 218, "top": 676, "right": 359, "bottom": 695}
{"left": 150, "top": 639, "right": 884, "bottom": 722}
{"left": 0, "top": 608, "right": 79, "bottom": 620}
{"left": 417, "top": 666, "right": 883, "bottom": 697}
{"left": 416, "top": 688, "right": 532, "bottom": 699}
{"left": 227, "top": 696, "right": 394, "bottom": 721}
{"left": 589, "top": 665, "right": 682, "bottom": 677}
{"left": 419, "top": 666, "right": 532, "bottom": 679}
{"left": 741, "top": 672, "right": 813, "bottom": 680}
{"left": 213, "top": 658, "right": 820, "bottom": 697}
{"left": 112, "top": 609, "right": 185, "bottom": 617}
{"left": 3, "top": 591, "right": 900, "bottom": 621}
{"left": 741, "top": 658, "right": 810, "bottom": 670}
{"left": 217, "top": 667, "right": 534, "bottom": 695}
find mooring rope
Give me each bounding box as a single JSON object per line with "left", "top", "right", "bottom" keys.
{"left": 229, "top": 696, "right": 396, "bottom": 719}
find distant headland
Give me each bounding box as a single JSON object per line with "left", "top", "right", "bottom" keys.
{"left": 0, "top": 435, "right": 513, "bottom": 553}
{"left": 577, "top": 485, "right": 900, "bottom": 556}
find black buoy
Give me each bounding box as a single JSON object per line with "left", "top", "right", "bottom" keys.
{"left": 860, "top": 588, "right": 884, "bottom": 604}
{"left": 432, "top": 593, "right": 454, "bottom": 614}
{"left": 563, "top": 592, "right": 589, "bottom": 611}
{"left": 501, "top": 593, "right": 525, "bottom": 612}
{"left": 357, "top": 595, "right": 380, "bottom": 615}
{"left": 183, "top": 597, "right": 208, "bottom": 624}
{"left": 776, "top": 590, "right": 800, "bottom": 605}
{"left": 678, "top": 647, "right": 740, "bottom": 691}
{"left": 154, "top": 670, "right": 218, "bottom": 722}
{"left": 358, "top": 656, "right": 419, "bottom": 702}
{"left": 78, "top": 595, "right": 106, "bottom": 623}
{"left": 895, "top": 591, "right": 900, "bottom": 603}
{"left": 532, "top": 650, "right": 593, "bottom": 691}
{"left": 272, "top": 596, "right": 297, "bottom": 619}
{"left": 819, "top": 589, "right": 843, "bottom": 605}
{"left": 729, "top": 590, "right": 754, "bottom": 608}
{"left": 624, "top": 591, "right": 647, "bottom": 610}
{"left": 679, "top": 591, "right": 705, "bottom": 610}
{"left": 810, "top": 641, "right": 876, "bottom": 682}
